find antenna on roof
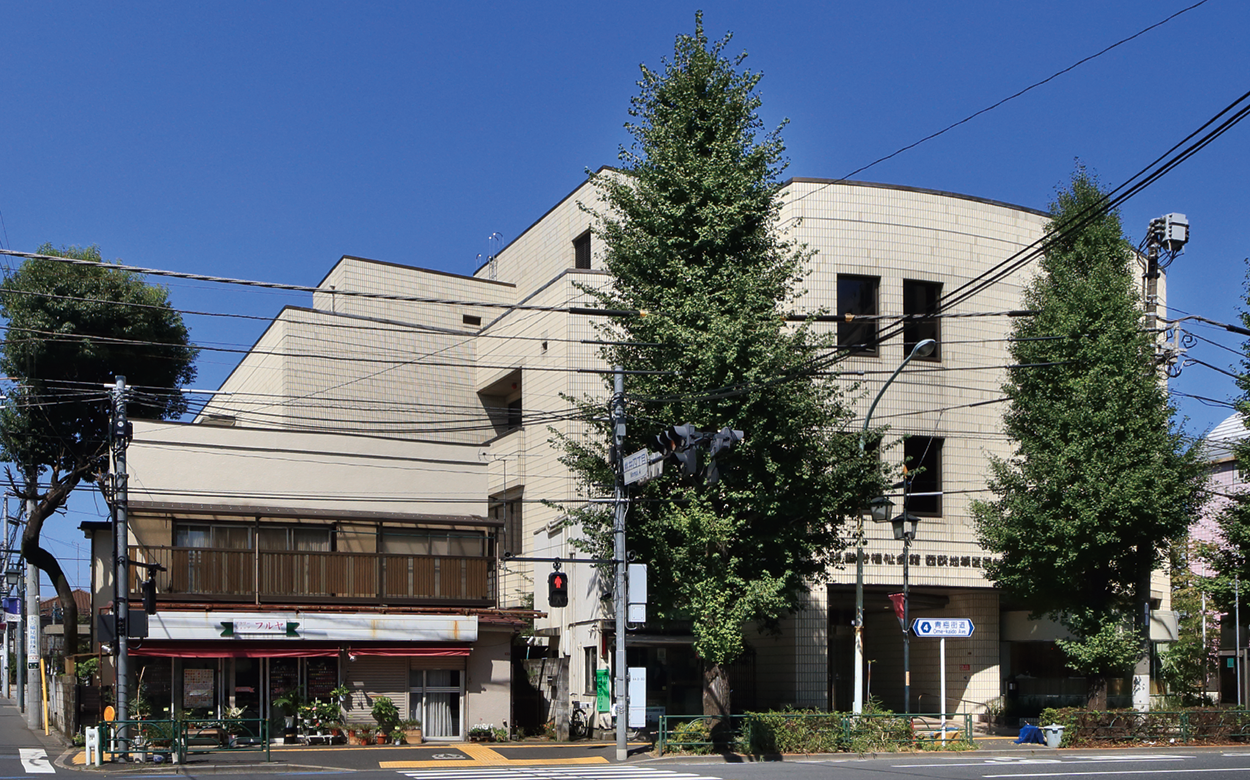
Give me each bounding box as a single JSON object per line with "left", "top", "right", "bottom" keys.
{"left": 486, "top": 232, "right": 502, "bottom": 280}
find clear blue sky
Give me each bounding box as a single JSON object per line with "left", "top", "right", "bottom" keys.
{"left": 2, "top": 1, "right": 1248, "bottom": 589}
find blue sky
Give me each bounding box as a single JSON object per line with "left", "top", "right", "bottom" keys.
{"left": 2, "top": 1, "right": 1248, "bottom": 589}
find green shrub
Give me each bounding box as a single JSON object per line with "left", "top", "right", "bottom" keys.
{"left": 669, "top": 719, "right": 714, "bottom": 754}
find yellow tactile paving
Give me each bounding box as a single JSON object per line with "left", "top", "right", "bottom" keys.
{"left": 380, "top": 743, "right": 611, "bottom": 769}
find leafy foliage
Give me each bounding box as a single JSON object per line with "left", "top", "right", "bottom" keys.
{"left": 0, "top": 244, "right": 196, "bottom": 661}
{"left": 1200, "top": 261, "right": 1250, "bottom": 611}
{"left": 972, "top": 169, "right": 1204, "bottom": 676}
{"left": 1158, "top": 540, "right": 1217, "bottom": 704}
{"left": 564, "top": 14, "right": 884, "bottom": 701}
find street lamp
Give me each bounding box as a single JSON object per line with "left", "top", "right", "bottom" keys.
{"left": 854, "top": 338, "right": 935, "bottom": 715}
{"left": 872, "top": 474, "right": 921, "bottom": 714}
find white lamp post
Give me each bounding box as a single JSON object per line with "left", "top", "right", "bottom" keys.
{"left": 853, "top": 338, "right": 935, "bottom": 715}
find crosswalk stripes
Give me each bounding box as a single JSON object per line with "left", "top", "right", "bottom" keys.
{"left": 398, "top": 768, "right": 718, "bottom": 780}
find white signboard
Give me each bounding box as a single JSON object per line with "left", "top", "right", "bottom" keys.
{"left": 912, "top": 618, "right": 974, "bottom": 638}
{"left": 623, "top": 449, "right": 649, "bottom": 485}
{"left": 627, "top": 563, "right": 647, "bottom": 623}
{"left": 628, "top": 666, "right": 647, "bottom": 728}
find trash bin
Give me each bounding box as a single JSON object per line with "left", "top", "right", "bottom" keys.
{"left": 1042, "top": 724, "right": 1065, "bottom": 749}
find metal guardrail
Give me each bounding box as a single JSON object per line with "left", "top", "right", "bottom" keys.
{"left": 656, "top": 712, "right": 974, "bottom": 756}
{"left": 97, "top": 717, "right": 270, "bottom": 764}
{"left": 1058, "top": 709, "right": 1250, "bottom": 745}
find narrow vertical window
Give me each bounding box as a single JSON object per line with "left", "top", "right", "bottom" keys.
{"left": 837, "top": 275, "right": 878, "bottom": 354}
{"left": 573, "top": 231, "right": 591, "bottom": 269}
{"left": 903, "top": 436, "right": 943, "bottom": 516}
{"left": 903, "top": 280, "right": 941, "bottom": 359}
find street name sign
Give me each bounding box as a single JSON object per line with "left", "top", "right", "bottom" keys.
{"left": 623, "top": 449, "right": 649, "bottom": 485}
{"left": 912, "top": 618, "right": 974, "bottom": 638}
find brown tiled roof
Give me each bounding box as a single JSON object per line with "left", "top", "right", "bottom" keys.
{"left": 40, "top": 589, "right": 91, "bottom": 617}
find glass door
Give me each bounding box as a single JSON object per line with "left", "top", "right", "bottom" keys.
{"left": 409, "top": 667, "right": 463, "bottom": 739}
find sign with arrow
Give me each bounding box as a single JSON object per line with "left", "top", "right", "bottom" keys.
{"left": 912, "top": 618, "right": 974, "bottom": 638}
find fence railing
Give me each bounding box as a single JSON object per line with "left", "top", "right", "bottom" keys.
{"left": 130, "top": 545, "right": 495, "bottom": 606}
{"left": 96, "top": 717, "right": 270, "bottom": 764}
{"left": 657, "top": 711, "right": 974, "bottom": 756}
{"left": 1048, "top": 709, "right": 1250, "bottom": 746}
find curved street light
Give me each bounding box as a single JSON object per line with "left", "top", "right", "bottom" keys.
{"left": 852, "top": 338, "right": 935, "bottom": 716}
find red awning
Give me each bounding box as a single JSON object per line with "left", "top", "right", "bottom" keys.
{"left": 129, "top": 643, "right": 341, "bottom": 659}
{"left": 127, "top": 642, "right": 472, "bottom": 659}
{"left": 349, "top": 645, "right": 471, "bottom": 658}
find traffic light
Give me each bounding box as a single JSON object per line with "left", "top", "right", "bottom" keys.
{"left": 548, "top": 570, "right": 569, "bottom": 608}
{"left": 142, "top": 577, "right": 157, "bottom": 615}
{"left": 655, "top": 423, "right": 700, "bottom": 475}
{"left": 705, "top": 427, "right": 745, "bottom": 486}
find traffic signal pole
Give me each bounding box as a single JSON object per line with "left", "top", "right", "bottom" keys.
{"left": 612, "top": 366, "right": 628, "bottom": 763}
{"left": 110, "top": 377, "right": 132, "bottom": 747}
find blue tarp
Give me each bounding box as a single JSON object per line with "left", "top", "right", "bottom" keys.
{"left": 1015, "top": 724, "right": 1046, "bottom": 745}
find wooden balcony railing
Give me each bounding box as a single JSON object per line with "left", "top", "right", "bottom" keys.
{"left": 131, "top": 546, "right": 495, "bottom": 607}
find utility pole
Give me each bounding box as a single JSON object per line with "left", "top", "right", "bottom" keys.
{"left": 25, "top": 493, "right": 40, "bottom": 730}
{"left": 1134, "top": 214, "right": 1189, "bottom": 713}
{"left": 2, "top": 494, "right": 8, "bottom": 702}
{"left": 611, "top": 366, "right": 628, "bottom": 763}
{"left": 110, "top": 376, "right": 132, "bottom": 733}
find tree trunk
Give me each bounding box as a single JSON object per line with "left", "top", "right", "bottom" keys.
{"left": 702, "top": 662, "right": 732, "bottom": 750}
{"left": 702, "top": 662, "right": 730, "bottom": 718}
{"left": 1085, "top": 675, "right": 1107, "bottom": 710}
{"left": 18, "top": 466, "right": 91, "bottom": 673}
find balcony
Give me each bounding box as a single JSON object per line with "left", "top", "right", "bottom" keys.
{"left": 132, "top": 546, "right": 496, "bottom": 608}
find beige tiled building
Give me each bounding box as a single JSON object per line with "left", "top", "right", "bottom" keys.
{"left": 163, "top": 172, "right": 1174, "bottom": 725}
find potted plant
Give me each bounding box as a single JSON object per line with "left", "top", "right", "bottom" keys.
{"left": 390, "top": 726, "right": 405, "bottom": 744}
{"left": 273, "top": 689, "right": 304, "bottom": 744}
{"left": 468, "top": 723, "right": 495, "bottom": 742}
{"left": 401, "top": 719, "right": 422, "bottom": 744}
{"left": 371, "top": 695, "right": 400, "bottom": 736}
{"left": 220, "top": 706, "right": 246, "bottom": 747}
{"left": 330, "top": 684, "right": 351, "bottom": 719}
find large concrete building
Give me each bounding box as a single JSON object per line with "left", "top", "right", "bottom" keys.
{"left": 129, "top": 172, "right": 1177, "bottom": 728}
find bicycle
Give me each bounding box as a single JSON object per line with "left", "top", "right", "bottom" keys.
{"left": 569, "top": 704, "right": 588, "bottom": 740}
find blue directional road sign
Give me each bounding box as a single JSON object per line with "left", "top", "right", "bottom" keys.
{"left": 912, "top": 618, "right": 974, "bottom": 638}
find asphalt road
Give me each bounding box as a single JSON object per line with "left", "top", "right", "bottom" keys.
{"left": 0, "top": 693, "right": 61, "bottom": 776}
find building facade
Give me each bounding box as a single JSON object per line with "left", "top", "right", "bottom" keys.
{"left": 169, "top": 172, "right": 1177, "bottom": 724}
{"left": 85, "top": 420, "right": 519, "bottom": 740}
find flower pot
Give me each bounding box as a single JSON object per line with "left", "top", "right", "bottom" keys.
{"left": 376, "top": 734, "right": 388, "bottom": 745}
{"left": 404, "top": 729, "right": 423, "bottom": 744}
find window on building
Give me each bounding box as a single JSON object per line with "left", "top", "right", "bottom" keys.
{"left": 837, "top": 275, "right": 878, "bottom": 354}
{"left": 507, "top": 397, "right": 523, "bottom": 429}
{"left": 257, "top": 526, "right": 332, "bottom": 551}
{"left": 584, "top": 646, "right": 598, "bottom": 695}
{"left": 381, "top": 529, "right": 489, "bottom": 557}
{"left": 491, "top": 494, "right": 523, "bottom": 558}
{"left": 573, "top": 231, "right": 591, "bottom": 269}
{"left": 903, "top": 436, "right": 943, "bottom": 516}
{"left": 175, "top": 523, "right": 251, "bottom": 550}
{"left": 902, "top": 280, "right": 941, "bottom": 359}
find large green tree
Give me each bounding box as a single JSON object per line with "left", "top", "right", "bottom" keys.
{"left": 972, "top": 170, "right": 1204, "bottom": 699}
{"left": 1201, "top": 261, "right": 1250, "bottom": 627}
{"left": 564, "top": 15, "right": 883, "bottom": 716}
{"left": 0, "top": 244, "right": 197, "bottom": 661}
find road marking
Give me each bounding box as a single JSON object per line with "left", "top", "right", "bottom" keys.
{"left": 19, "top": 749, "right": 54, "bottom": 774}
{"left": 984, "top": 769, "right": 1250, "bottom": 778}
{"left": 897, "top": 755, "right": 1188, "bottom": 769}
{"left": 395, "top": 768, "right": 717, "bottom": 779}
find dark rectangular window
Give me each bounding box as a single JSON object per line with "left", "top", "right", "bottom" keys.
{"left": 837, "top": 275, "right": 878, "bottom": 354}
{"left": 903, "top": 436, "right": 943, "bottom": 516}
{"left": 902, "top": 280, "right": 941, "bottom": 359}
{"left": 463, "top": 314, "right": 482, "bottom": 326}
{"left": 574, "top": 231, "right": 591, "bottom": 269}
